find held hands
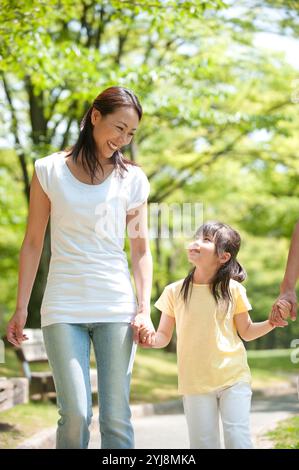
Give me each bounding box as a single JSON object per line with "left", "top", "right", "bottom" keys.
{"left": 6, "top": 309, "right": 29, "bottom": 347}
{"left": 130, "top": 302, "right": 156, "bottom": 347}
{"left": 138, "top": 325, "right": 156, "bottom": 348}
{"left": 269, "top": 295, "right": 295, "bottom": 327}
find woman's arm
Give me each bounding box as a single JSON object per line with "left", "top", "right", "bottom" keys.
{"left": 127, "top": 202, "right": 154, "bottom": 342}
{"left": 270, "top": 221, "right": 299, "bottom": 326}
{"left": 277, "top": 221, "right": 299, "bottom": 320}
{"left": 234, "top": 311, "right": 276, "bottom": 342}
{"left": 6, "top": 170, "right": 50, "bottom": 346}
{"left": 281, "top": 221, "right": 299, "bottom": 297}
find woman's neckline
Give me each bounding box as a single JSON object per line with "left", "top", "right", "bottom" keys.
{"left": 61, "top": 152, "right": 116, "bottom": 188}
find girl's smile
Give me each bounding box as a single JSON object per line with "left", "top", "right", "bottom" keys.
{"left": 186, "top": 236, "right": 230, "bottom": 285}
{"left": 187, "top": 239, "right": 216, "bottom": 263}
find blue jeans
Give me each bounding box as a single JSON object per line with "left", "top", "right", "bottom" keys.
{"left": 42, "top": 322, "right": 136, "bottom": 449}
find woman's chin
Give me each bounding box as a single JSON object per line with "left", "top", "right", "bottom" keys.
{"left": 98, "top": 146, "right": 114, "bottom": 160}
{"left": 101, "top": 153, "right": 114, "bottom": 161}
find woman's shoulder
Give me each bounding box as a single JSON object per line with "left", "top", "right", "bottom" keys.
{"left": 123, "top": 162, "right": 148, "bottom": 179}
{"left": 35, "top": 150, "right": 64, "bottom": 169}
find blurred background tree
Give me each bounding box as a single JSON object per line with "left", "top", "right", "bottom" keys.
{"left": 1, "top": 0, "right": 299, "bottom": 349}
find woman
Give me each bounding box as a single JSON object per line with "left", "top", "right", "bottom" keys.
{"left": 6, "top": 86, "right": 155, "bottom": 449}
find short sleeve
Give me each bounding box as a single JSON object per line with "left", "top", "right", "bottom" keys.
{"left": 127, "top": 167, "right": 150, "bottom": 211}
{"left": 234, "top": 284, "right": 252, "bottom": 315}
{"left": 34, "top": 158, "right": 50, "bottom": 198}
{"left": 154, "top": 286, "right": 175, "bottom": 318}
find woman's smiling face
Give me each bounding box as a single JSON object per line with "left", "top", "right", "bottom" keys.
{"left": 91, "top": 106, "right": 140, "bottom": 160}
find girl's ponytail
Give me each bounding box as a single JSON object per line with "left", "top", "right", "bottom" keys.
{"left": 231, "top": 259, "right": 246, "bottom": 283}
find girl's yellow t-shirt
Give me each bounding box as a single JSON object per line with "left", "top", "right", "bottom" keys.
{"left": 154, "top": 279, "right": 252, "bottom": 395}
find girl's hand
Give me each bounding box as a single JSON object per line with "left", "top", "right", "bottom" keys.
{"left": 269, "top": 292, "right": 296, "bottom": 327}
{"left": 131, "top": 306, "right": 155, "bottom": 345}
{"left": 269, "top": 300, "right": 291, "bottom": 328}
{"left": 276, "top": 300, "right": 292, "bottom": 319}
{"left": 138, "top": 325, "right": 156, "bottom": 347}
{"left": 6, "top": 310, "right": 29, "bottom": 347}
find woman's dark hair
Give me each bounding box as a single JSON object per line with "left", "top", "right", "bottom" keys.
{"left": 180, "top": 221, "right": 246, "bottom": 305}
{"left": 65, "top": 86, "right": 142, "bottom": 183}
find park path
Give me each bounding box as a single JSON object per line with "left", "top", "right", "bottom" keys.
{"left": 88, "top": 388, "right": 299, "bottom": 449}
{"left": 17, "top": 380, "right": 298, "bottom": 449}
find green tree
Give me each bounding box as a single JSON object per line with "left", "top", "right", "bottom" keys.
{"left": 0, "top": 0, "right": 225, "bottom": 327}
{"left": 1, "top": 0, "right": 299, "bottom": 350}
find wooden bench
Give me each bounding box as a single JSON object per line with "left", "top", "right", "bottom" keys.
{"left": 15, "top": 329, "right": 98, "bottom": 401}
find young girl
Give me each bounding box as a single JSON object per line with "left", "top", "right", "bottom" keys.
{"left": 139, "top": 221, "right": 290, "bottom": 449}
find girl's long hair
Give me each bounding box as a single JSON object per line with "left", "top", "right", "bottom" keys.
{"left": 180, "top": 221, "right": 246, "bottom": 305}
{"left": 65, "top": 86, "right": 142, "bottom": 183}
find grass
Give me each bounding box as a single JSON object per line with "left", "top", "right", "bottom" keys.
{"left": 267, "top": 416, "right": 299, "bottom": 449}
{"left": 0, "top": 401, "right": 58, "bottom": 448}
{"left": 0, "top": 347, "right": 297, "bottom": 448}
{"left": 247, "top": 348, "right": 298, "bottom": 388}
{"left": 0, "top": 348, "right": 52, "bottom": 378}
{"left": 131, "top": 348, "right": 179, "bottom": 403}
{"left": 2, "top": 346, "right": 296, "bottom": 396}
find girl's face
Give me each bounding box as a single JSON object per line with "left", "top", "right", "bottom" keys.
{"left": 187, "top": 235, "right": 231, "bottom": 269}
{"left": 91, "top": 106, "right": 139, "bottom": 160}
{"left": 187, "top": 236, "right": 220, "bottom": 269}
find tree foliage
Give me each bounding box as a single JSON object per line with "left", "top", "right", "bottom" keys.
{"left": 1, "top": 0, "right": 299, "bottom": 347}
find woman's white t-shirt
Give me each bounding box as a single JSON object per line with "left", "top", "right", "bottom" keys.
{"left": 34, "top": 151, "right": 150, "bottom": 328}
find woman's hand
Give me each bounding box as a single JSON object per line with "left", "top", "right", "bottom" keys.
{"left": 138, "top": 326, "right": 156, "bottom": 348}
{"left": 269, "top": 290, "right": 297, "bottom": 327}
{"left": 131, "top": 303, "right": 155, "bottom": 345}
{"left": 276, "top": 299, "right": 292, "bottom": 318}
{"left": 6, "top": 309, "right": 29, "bottom": 347}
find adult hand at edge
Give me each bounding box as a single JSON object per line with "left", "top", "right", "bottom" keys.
{"left": 269, "top": 290, "right": 297, "bottom": 326}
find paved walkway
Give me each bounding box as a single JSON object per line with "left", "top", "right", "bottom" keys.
{"left": 88, "top": 391, "right": 299, "bottom": 449}
{"left": 18, "top": 386, "right": 299, "bottom": 449}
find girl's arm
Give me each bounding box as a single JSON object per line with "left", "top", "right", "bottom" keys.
{"left": 153, "top": 313, "right": 175, "bottom": 348}
{"left": 6, "top": 170, "right": 50, "bottom": 346}
{"left": 140, "top": 313, "right": 175, "bottom": 348}
{"left": 234, "top": 311, "right": 276, "bottom": 342}
{"left": 127, "top": 202, "right": 154, "bottom": 343}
